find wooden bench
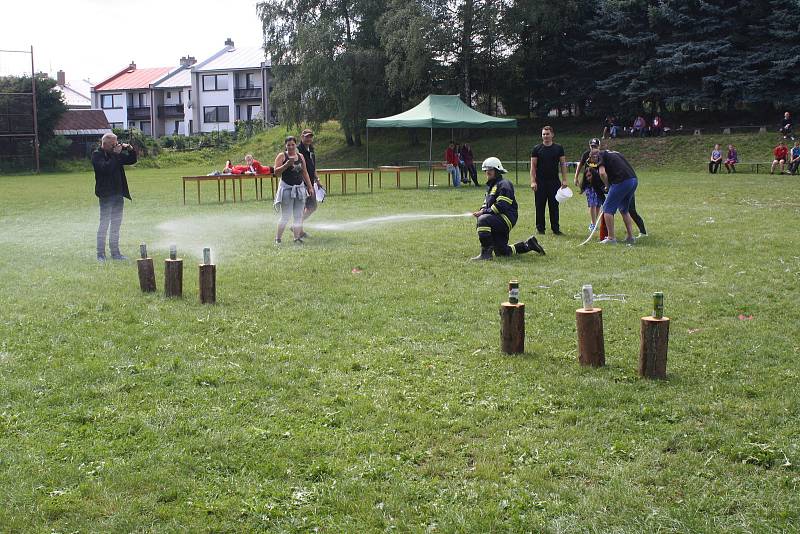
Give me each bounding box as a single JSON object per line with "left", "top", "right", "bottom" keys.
{"left": 316, "top": 168, "right": 374, "bottom": 194}
{"left": 737, "top": 162, "right": 774, "bottom": 174}
{"left": 378, "top": 165, "right": 419, "bottom": 189}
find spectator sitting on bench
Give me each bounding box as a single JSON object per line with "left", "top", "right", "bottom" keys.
{"left": 632, "top": 115, "right": 647, "bottom": 137}
{"left": 779, "top": 111, "right": 794, "bottom": 140}
{"left": 789, "top": 141, "right": 800, "bottom": 175}
{"left": 724, "top": 144, "right": 738, "bottom": 173}
{"left": 651, "top": 114, "right": 664, "bottom": 137}
{"left": 709, "top": 144, "right": 723, "bottom": 173}
{"left": 227, "top": 154, "right": 273, "bottom": 175}
{"left": 771, "top": 141, "right": 789, "bottom": 174}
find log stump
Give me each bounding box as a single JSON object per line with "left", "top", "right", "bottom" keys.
{"left": 576, "top": 308, "right": 605, "bottom": 367}
{"left": 500, "top": 302, "right": 525, "bottom": 354}
{"left": 164, "top": 258, "right": 183, "bottom": 298}
{"left": 639, "top": 316, "right": 670, "bottom": 379}
{"left": 199, "top": 264, "right": 216, "bottom": 304}
{"left": 137, "top": 258, "right": 156, "bottom": 293}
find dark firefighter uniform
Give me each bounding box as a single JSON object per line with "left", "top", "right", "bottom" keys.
{"left": 473, "top": 174, "right": 545, "bottom": 260}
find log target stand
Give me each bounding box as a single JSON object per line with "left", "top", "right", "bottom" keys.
{"left": 499, "top": 279, "right": 524, "bottom": 354}
{"left": 576, "top": 285, "right": 604, "bottom": 367}
{"left": 164, "top": 245, "right": 183, "bottom": 298}
{"left": 639, "top": 292, "right": 669, "bottom": 379}
{"left": 137, "top": 243, "right": 156, "bottom": 293}
{"left": 199, "top": 247, "right": 216, "bottom": 304}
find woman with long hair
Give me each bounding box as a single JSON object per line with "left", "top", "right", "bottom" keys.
{"left": 273, "top": 136, "right": 314, "bottom": 244}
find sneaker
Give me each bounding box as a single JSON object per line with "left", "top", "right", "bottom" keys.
{"left": 599, "top": 238, "right": 617, "bottom": 244}
{"left": 637, "top": 232, "right": 647, "bottom": 238}
{"left": 552, "top": 229, "right": 564, "bottom": 235}
{"left": 293, "top": 238, "right": 304, "bottom": 245}
{"left": 299, "top": 231, "right": 309, "bottom": 239}
{"left": 537, "top": 229, "right": 545, "bottom": 235}
{"left": 97, "top": 255, "right": 106, "bottom": 263}
{"left": 274, "top": 238, "right": 282, "bottom": 245}
{"left": 111, "top": 254, "right": 128, "bottom": 260}
{"left": 622, "top": 237, "right": 636, "bottom": 245}
{"left": 589, "top": 223, "right": 595, "bottom": 232}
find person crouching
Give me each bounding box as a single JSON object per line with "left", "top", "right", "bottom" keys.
{"left": 471, "top": 157, "right": 546, "bottom": 260}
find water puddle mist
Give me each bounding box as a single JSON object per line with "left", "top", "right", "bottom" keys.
{"left": 154, "top": 212, "right": 473, "bottom": 259}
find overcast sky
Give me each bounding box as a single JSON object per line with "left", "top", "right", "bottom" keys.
{"left": 1, "top": 0, "right": 265, "bottom": 86}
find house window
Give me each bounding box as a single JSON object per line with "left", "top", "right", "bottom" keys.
{"left": 246, "top": 73, "right": 257, "bottom": 89}
{"left": 101, "top": 94, "right": 122, "bottom": 109}
{"left": 247, "top": 105, "right": 260, "bottom": 120}
{"left": 128, "top": 121, "right": 136, "bottom": 129}
{"left": 109, "top": 122, "right": 123, "bottom": 129}
{"left": 167, "top": 91, "right": 172, "bottom": 99}
{"left": 203, "top": 106, "right": 229, "bottom": 123}
{"left": 202, "top": 74, "right": 228, "bottom": 91}
{"left": 174, "top": 121, "right": 181, "bottom": 134}
{"left": 140, "top": 121, "right": 151, "bottom": 136}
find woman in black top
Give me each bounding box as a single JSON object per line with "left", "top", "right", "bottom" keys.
{"left": 273, "top": 136, "right": 314, "bottom": 244}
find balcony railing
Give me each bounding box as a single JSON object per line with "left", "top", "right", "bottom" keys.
{"left": 157, "top": 104, "right": 185, "bottom": 118}
{"left": 234, "top": 87, "right": 262, "bottom": 100}
{"left": 127, "top": 106, "right": 151, "bottom": 120}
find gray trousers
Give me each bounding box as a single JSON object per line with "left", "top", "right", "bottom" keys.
{"left": 97, "top": 195, "right": 124, "bottom": 256}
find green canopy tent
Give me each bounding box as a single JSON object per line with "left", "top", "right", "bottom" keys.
{"left": 366, "top": 95, "right": 519, "bottom": 186}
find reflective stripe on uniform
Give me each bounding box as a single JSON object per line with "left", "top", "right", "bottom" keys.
{"left": 500, "top": 214, "right": 512, "bottom": 230}
{"left": 477, "top": 226, "right": 492, "bottom": 234}
{"left": 510, "top": 244, "right": 517, "bottom": 255}
{"left": 496, "top": 195, "right": 513, "bottom": 205}
{"left": 491, "top": 204, "right": 500, "bottom": 214}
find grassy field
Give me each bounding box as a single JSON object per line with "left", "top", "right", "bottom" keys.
{"left": 1, "top": 164, "right": 799, "bottom": 532}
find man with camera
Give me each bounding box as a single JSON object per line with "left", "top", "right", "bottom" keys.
{"left": 92, "top": 132, "right": 137, "bottom": 262}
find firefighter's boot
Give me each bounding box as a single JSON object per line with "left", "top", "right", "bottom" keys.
{"left": 471, "top": 246, "right": 494, "bottom": 261}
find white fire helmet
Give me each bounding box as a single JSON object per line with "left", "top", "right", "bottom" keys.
{"left": 481, "top": 157, "right": 507, "bottom": 174}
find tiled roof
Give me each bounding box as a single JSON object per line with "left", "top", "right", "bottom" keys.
{"left": 94, "top": 67, "right": 172, "bottom": 91}
{"left": 54, "top": 110, "right": 111, "bottom": 134}
{"left": 194, "top": 47, "right": 269, "bottom": 72}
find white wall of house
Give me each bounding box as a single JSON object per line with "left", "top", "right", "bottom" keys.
{"left": 197, "top": 71, "right": 234, "bottom": 133}
{"left": 96, "top": 91, "right": 127, "bottom": 125}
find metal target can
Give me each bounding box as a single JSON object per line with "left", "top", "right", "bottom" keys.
{"left": 582, "top": 284, "right": 594, "bottom": 310}
{"left": 508, "top": 279, "right": 520, "bottom": 304}
{"left": 653, "top": 291, "right": 664, "bottom": 319}
{"left": 139, "top": 243, "right": 147, "bottom": 259}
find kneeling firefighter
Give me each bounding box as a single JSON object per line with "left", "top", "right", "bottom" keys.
{"left": 471, "top": 157, "right": 546, "bottom": 260}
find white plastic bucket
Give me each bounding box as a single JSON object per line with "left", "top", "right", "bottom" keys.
{"left": 555, "top": 187, "right": 573, "bottom": 203}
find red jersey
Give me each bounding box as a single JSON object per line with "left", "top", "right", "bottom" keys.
{"left": 774, "top": 146, "right": 789, "bottom": 160}
{"left": 445, "top": 147, "right": 459, "bottom": 165}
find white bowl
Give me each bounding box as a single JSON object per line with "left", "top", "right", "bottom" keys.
{"left": 555, "top": 187, "right": 573, "bottom": 203}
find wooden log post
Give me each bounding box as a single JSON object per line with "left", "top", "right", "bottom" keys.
{"left": 164, "top": 258, "right": 183, "bottom": 298}
{"left": 499, "top": 302, "right": 525, "bottom": 354}
{"left": 137, "top": 258, "right": 156, "bottom": 293}
{"left": 199, "top": 264, "right": 216, "bottom": 304}
{"left": 639, "top": 316, "right": 670, "bottom": 379}
{"left": 576, "top": 308, "right": 605, "bottom": 367}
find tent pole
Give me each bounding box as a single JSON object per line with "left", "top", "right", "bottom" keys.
{"left": 429, "top": 127, "right": 433, "bottom": 187}
{"left": 366, "top": 126, "right": 370, "bottom": 168}
{"left": 515, "top": 130, "right": 519, "bottom": 185}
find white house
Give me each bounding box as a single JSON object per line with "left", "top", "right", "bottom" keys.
{"left": 54, "top": 70, "right": 91, "bottom": 109}
{"left": 90, "top": 63, "right": 172, "bottom": 134}
{"left": 190, "top": 38, "right": 273, "bottom": 134}
{"left": 151, "top": 56, "right": 196, "bottom": 136}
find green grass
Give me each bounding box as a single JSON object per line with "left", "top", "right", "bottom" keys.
{"left": 1, "top": 164, "right": 799, "bottom": 532}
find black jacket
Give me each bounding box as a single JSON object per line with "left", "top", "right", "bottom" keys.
{"left": 479, "top": 175, "right": 518, "bottom": 228}
{"left": 92, "top": 148, "right": 136, "bottom": 199}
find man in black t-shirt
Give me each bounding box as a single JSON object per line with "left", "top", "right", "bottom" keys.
{"left": 591, "top": 146, "right": 639, "bottom": 244}
{"left": 298, "top": 129, "right": 320, "bottom": 233}
{"left": 530, "top": 125, "right": 569, "bottom": 234}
